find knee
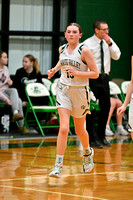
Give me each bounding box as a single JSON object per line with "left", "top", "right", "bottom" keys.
{"left": 18, "top": 98, "right": 22, "bottom": 104}
{"left": 111, "top": 102, "right": 116, "bottom": 109}
{"left": 59, "top": 125, "right": 69, "bottom": 135}
{"left": 110, "top": 99, "right": 117, "bottom": 109}
{"left": 11, "top": 88, "right": 18, "bottom": 96}
{"left": 117, "top": 100, "right": 122, "bottom": 108}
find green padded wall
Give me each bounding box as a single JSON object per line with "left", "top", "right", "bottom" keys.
{"left": 76, "top": 0, "right": 133, "bottom": 80}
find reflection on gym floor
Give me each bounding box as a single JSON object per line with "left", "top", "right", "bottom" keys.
{"left": 0, "top": 135, "right": 133, "bottom": 200}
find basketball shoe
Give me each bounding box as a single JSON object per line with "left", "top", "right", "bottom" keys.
{"left": 116, "top": 125, "right": 129, "bottom": 135}
{"left": 105, "top": 125, "right": 114, "bottom": 136}
{"left": 83, "top": 147, "right": 94, "bottom": 173}
{"left": 49, "top": 166, "right": 62, "bottom": 178}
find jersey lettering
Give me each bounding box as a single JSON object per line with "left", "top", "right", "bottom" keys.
{"left": 60, "top": 59, "right": 80, "bottom": 69}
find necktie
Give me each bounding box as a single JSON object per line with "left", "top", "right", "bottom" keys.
{"left": 100, "top": 40, "right": 104, "bottom": 74}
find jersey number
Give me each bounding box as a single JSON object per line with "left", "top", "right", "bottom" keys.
{"left": 67, "top": 72, "right": 74, "bottom": 79}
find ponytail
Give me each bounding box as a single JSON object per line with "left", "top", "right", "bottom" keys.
{"left": 34, "top": 58, "right": 41, "bottom": 74}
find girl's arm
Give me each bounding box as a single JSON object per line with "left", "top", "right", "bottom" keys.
{"left": 47, "top": 60, "right": 61, "bottom": 79}
{"left": 64, "top": 46, "right": 99, "bottom": 79}
{"left": 122, "top": 81, "right": 133, "bottom": 107}
{"left": 117, "top": 56, "right": 133, "bottom": 115}
{"left": 47, "top": 46, "right": 62, "bottom": 79}
{"left": 81, "top": 46, "right": 99, "bottom": 78}
{"left": 122, "top": 56, "right": 133, "bottom": 107}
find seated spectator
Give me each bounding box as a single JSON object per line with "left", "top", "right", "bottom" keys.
{"left": 0, "top": 51, "right": 29, "bottom": 133}
{"left": 105, "top": 97, "right": 129, "bottom": 136}
{"left": 13, "top": 54, "right": 43, "bottom": 107}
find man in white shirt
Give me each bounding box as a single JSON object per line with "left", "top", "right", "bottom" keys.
{"left": 84, "top": 20, "right": 121, "bottom": 147}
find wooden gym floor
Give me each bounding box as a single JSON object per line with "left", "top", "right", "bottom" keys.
{"left": 0, "top": 135, "right": 133, "bottom": 200}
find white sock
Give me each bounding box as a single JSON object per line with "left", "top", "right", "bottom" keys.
{"left": 55, "top": 155, "right": 64, "bottom": 168}
{"left": 14, "top": 110, "right": 18, "bottom": 115}
{"left": 117, "top": 125, "right": 123, "bottom": 128}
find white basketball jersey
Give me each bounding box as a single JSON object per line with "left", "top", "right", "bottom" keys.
{"left": 59, "top": 43, "right": 89, "bottom": 86}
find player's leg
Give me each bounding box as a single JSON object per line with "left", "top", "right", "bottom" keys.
{"left": 57, "top": 107, "right": 71, "bottom": 155}
{"left": 107, "top": 98, "right": 117, "bottom": 125}
{"left": 115, "top": 98, "right": 123, "bottom": 125}
{"left": 106, "top": 98, "right": 117, "bottom": 136}
{"left": 49, "top": 107, "right": 71, "bottom": 178}
{"left": 115, "top": 99, "right": 129, "bottom": 135}
{"left": 74, "top": 116, "right": 94, "bottom": 173}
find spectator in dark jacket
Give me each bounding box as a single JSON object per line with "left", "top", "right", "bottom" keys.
{"left": 13, "top": 54, "right": 43, "bottom": 107}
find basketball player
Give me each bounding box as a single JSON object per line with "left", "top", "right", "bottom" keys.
{"left": 117, "top": 55, "right": 133, "bottom": 139}
{"left": 47, "top": 23, "right": 99, "bottom": 178}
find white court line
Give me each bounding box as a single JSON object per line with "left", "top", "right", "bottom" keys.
{"left": 0, "top": 185, "right": 109, "bottom": 200}
{"left": 0, "top": 170, "right": 133, "bottom": 182}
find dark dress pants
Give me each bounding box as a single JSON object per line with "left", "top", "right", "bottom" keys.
{"left": 86, "top": 74, "right": 111, "bottom": 141}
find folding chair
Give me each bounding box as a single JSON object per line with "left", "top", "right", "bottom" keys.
{"left": 42, "top": 78, "right": 52, "bottom": 91}
{"left": 50, "top": 82, "right": 57, "bottom": 106}
{"left": 120, "top": 81, "right": 130, "bottom": 103}
{"left": 87, "top": 87, "right": 101, "bottom": 131}
{"left": 23, "top": 82, "right": 59, "bottom": 136}
{"left": 53, "top": 78, "right": 60, "bottom": 84}
{"left": 109, "top": 81, "right": 122, "bottom": 96}
{"left": 0, "top": 103, "right": 19, "bottom": 133}
{"left": 89, "top": 87, "right": 100, "bottom": 112}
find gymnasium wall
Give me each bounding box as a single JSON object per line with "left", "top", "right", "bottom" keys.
{"left": 76, "top": 0, "right": 133, "bottom": 81}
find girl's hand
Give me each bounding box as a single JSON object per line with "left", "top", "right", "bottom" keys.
{"left": 22, "top": 101, "right": 28, "bottom": 107}
{"left": 117, "top": 105, "right": 126, "bottom": 116}
{"left": 6, "top": 98, "right": 12, "bottom": 106}
{"left": 8, "top": 80, "right": 13, "bottom": 86}
{"left": 47, "top": 68, "right": 56, "bottom": 79}
{"left": 64, "top": 67, "right": 77, "bottom": 76}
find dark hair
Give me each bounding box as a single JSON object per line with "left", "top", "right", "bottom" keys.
{"left": 24, "top": 54, "right": 41, "bottom": 74}
{"left": 65, "top": 23, "right": 82, "bottom": 34}
{"left": 93, "top": 20, "right": 107, "bottom": 30}
{"left": 0, "top": 51, "right": 6, "bottom": 58}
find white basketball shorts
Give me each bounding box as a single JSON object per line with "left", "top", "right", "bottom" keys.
{"left": 56, "top": 81, "right": 91, "bottom": 118}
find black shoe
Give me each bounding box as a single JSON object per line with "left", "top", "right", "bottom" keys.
{"left": 99, "top": 138, "right": 111, "bottom": 147}
{"left": 90, "top": 140, "right": 103, "bottom": 149}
